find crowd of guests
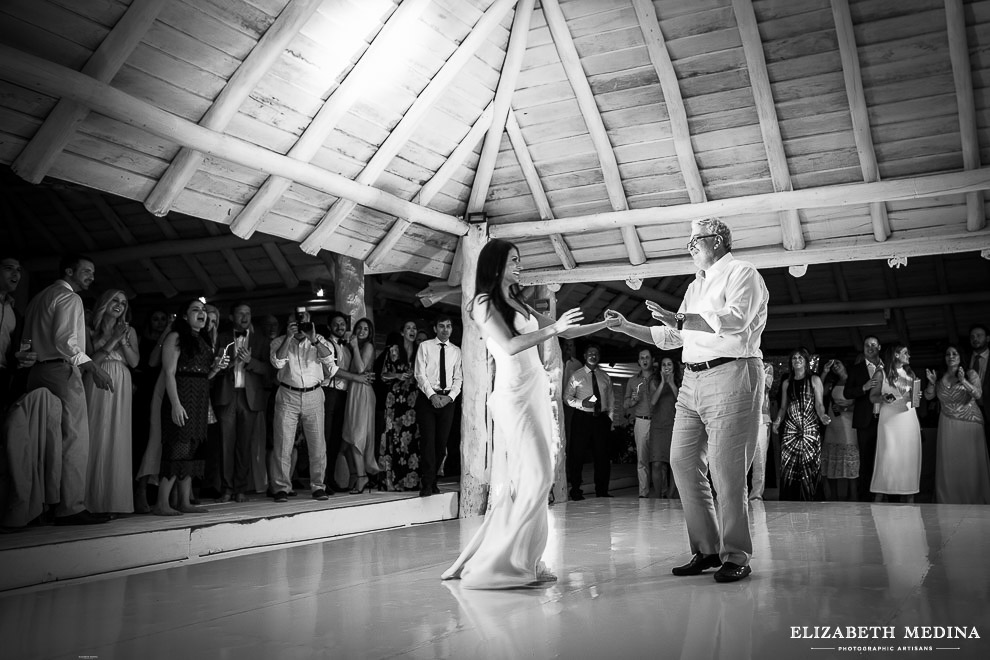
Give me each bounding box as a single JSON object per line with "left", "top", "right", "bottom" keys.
{"left": 0, "top": 253, "right": 465, "bottom": 528}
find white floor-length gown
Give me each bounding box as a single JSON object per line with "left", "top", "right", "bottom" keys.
{"left": 442, "top": 313, "right": 554, "bottom": 589}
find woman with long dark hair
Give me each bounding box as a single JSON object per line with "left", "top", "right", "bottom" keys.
{"left": 773, "top": 348, "right": 830, "bottom": 500}
{"left": 869, "top": 343, "right": 922, "bottom": 502}
{"left": 442, "top": 239, "right": 614, "bottom": 589}
{"left": 342, "top": 317, "right": 379, "bottom": 493}
{"left": 648, "top": 356, "right": 679, "bottom": 498}
{"left": 379, "top": 322, "right": 422, "bottom": 491}
{"left": 154, "top": 299, "right": 227, "bottom": 516}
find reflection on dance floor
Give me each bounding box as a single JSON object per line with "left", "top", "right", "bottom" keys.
{"left": 2, "top": 497, "right": 989, "bottom": 659}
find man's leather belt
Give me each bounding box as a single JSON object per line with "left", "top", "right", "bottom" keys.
{"left": 36, "top": 358, "right": 69, "bottom": 365}
{"left": 279, "top": 382, "right": 321, "bottom": 393}
{"left": 685, "top": 357, "right": 739, "bottom": 372}
{"left": 636, "top": 415, "right": 652, "bottom": 420}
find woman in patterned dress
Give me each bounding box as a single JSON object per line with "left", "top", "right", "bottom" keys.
{"left": 154, "top": 299, "right": 227, "bottom": 516}
{"left": 774, "top": 348, "right": 830, "bottom": 501}
{"left": 926, "top": 344, "right": 989, "bottom": 503}
{"left": 379, "top": 322, "right": 422, "bottom": 491}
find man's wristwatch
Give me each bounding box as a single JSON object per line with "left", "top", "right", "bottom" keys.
{"left": 675, "top": 313, "right": 686, "bottom": 331}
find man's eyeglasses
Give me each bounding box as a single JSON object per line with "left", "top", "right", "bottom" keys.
{"left": 686, "top": 234, "right": 718, "bottom": 251}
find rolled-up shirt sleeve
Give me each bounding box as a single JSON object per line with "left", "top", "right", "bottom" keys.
{"left": 270, "top": 336, "right": 288, "bottom": 370}
{"left": 649, "top": 324, "right": 683, "bottom": 350}
{"left": 701, "top": 266, "right": 765, "bottom": 336}
{"left": 316, "top": 337, "right": 338, "bottom": 379}
{"left": 58, "top": 293, "right": 91, "bottom": 367}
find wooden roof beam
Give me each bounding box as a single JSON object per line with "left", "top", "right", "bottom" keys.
{"left": 505, "top": 109, "right": 575, "bottom": 269}
{"left": 520, "top": 228, "right": 990, "bottom": 285}
{"left": 262, "top": 242, "right": 300, "bottom": 289}
{"left": 10, "top": 0, "right": 163, "bottom": 184}
{"left": 934, "top": 255, "right": 960, "bottom": 343}
{"left": 732, "top": 0, "right": 804, "bottom": 251}
{"left": 831, "top": 0, "right": 890, "bottom": 242}
{"left": 881, "top": 264, "right": 910, "bottom": 343}
{"left": 491, "top": 167, "right": 990, "bottom": 238}
{"left": 144, "top": 0, "right": 321, "bottom": 217}
{"left": 300, "top": 0, "right": 520, "bottom": 255}
{"left": 467, "top": 0, "right": 535, "bottom": 216}
{"left": 829, "top": 264, "right": 862, "bottom": 349}
{"left": 47, "top": 193, "right": 136, "bottom": 298}
{"left": 631, "top": 0, "right": 706, "bottom": 204}
{"left": 365, "top": 104, "right": 494, "bottom": 271}
{"left": 946, "top": 0, "right": 986, "bottom": 232}
{"left": 228, "top": 0, "right": 434, "bottom": 239}
{"left": 89, "top": 193, "right": 177, "bottom": 298}
{"left": 148, "top": 213, "right": 219, "bottom": 297}
{"left": 201, "top": 220, "right": 256, "bottom": 292}
{"left": 0, "top": 45, "right": 467, "bottom": 238}
{"left": 784, "top": 273, "right": 817, "bottom": 352}
{"left": 541, "top": 0, "right": 646, "bottom": 266}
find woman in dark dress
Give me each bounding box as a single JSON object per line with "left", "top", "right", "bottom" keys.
{"left": 154, "top": 299, "right": 227, "bottom": 516}
{"left": 379, "top": 321, "right": 421, "bottom": 491}
{"left": 774, "top": 348, "right": 831, "bottom": 501}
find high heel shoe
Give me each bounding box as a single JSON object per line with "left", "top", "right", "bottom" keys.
{"left": 350, "top": 476, "right": 371, "bottom": 494}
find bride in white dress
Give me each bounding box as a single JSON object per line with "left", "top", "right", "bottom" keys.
{"left": 442, "top": 239, "right": 615, "bottom": 589}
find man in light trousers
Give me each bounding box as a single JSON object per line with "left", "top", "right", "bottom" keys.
{"left": 607, "top": 217, "right": 769, "bottom": 583}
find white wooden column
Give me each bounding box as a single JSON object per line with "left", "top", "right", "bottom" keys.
{"left": 534, "top": 284, "right": 568, "bottom": 504}
{"left": 458, "top": 223, "right": 492, "bottom": 517}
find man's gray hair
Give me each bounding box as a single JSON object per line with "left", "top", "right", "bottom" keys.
{"left": 694, "top": 218, "right": 732, "bottom": 251}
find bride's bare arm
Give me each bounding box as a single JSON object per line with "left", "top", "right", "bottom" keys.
{"left": 528, "top": 307, "right": 614, "bottom": 339}
{"left": 473, "top": 298, "right": 583, "bottom": 356}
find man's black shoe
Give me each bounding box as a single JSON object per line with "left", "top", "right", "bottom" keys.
{"left": 419, "top": 488, "right": 432, "bottom": 497}
{"left": 569, "top": 491, "right": 585, "bottom": 501}
{"left": 312, "top": 489, "right": 329, "bottom": 501}
{"left": 431, "top": 485, "right": 441, "bottom": 495}
{"left": 54, "top": 510, "right": 110, "bottom": 526}
{"left": 671, "top": 553, "right": 722, "bottom": 576}
{"left": 714, "top": 562, "right": 752, "bottom": 583}
{"left": 274, "top": 491, "right": 289, "bottom": 503}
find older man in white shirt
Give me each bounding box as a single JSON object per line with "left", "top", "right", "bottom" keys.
{"left": 607, "top": 218, "right": 769, "bottom": 583}
{"left": 270, "top": 310, "right": 336, "bottom": 502}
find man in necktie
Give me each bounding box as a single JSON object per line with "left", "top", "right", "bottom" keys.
{"left": 969, "top": 324, "right": 989, "bottom": 448}
{"left": 414, "top": 316, "right": 462, "bottom": 497}
{"left": 213, "top": 303, "right": 272, "bottom": 502}
{"left": 844, "top": 335, "right": 884, "bottom": 501}
{"left": 564, "top": 344, "right": 615, "bottom": 500}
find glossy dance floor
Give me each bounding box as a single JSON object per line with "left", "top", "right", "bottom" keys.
{"left": 3, "top": 495, "right": 990, "bottom": 660}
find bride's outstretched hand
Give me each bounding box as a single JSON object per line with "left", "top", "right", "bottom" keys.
{"left": 554, "top": 308, "right": 584, "bottom": 334}
{"left": 604, "top": 309, "right": 624, "bottom": 329}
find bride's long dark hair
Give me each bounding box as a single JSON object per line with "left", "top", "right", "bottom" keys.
{"left": 467, "top": 238, "right": 523, "bottom": 337}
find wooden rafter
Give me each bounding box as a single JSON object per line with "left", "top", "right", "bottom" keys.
{"left": 783, "top": 274, "right": 816, "bottom": 352}
{"left": 631, "top": 0, "right": 706, "bottom": 204}
{"left": 467, "top": 0, "right": 535, "bottom": 215}
{"left": 933, "top": 256, "right": 960, "bottom": 342}
{"left": 881, "top": 265, "right": 910, "bottom": 343}
{"left": 520, "top": 228, "right": 990, "bottom": 285}
{"left": 262, "top": 242, "right": 300, "bottom": 289}
{"left": 89, "top": 193, "right": 177, "bottom": 298}
{"left": 0, "top": 45, "right": 467, "bottom": 238}
{"left": 227, "top": 0, "right": 435, "bottom": 240}
{"left": 505, "top": 109, "right": 575, "bottom": 269}
{"left": 144, "top": 0, "right": 322, "bottom": 217}
{"left": 148, "top": 213, "right": 219, "bottom": 296}
{"left": 201, "top": 220, "right": 256, "bottom": 292}
{"left": 299, "top": 0, "right": 519, "bottom": 256}
{"left": 770, "top": 291, "right": 990, "bottom": 315}
{"left": 492, "top": 168, "right": 990, "bottom": 239}
{"left": 365, "top": 104, "right": 495, "bottom": 271}
{"left": 945, "top": 0, "right": 986, "bottom": 232}
{"left": 581, "top": 285, "right": 608, "bottom": 310}
{"left": 47, "top": 193, "right": 136, "bottom": 298}
{"left": 732, "top": 0, "right": 804, "bottom": 251}
{"left": 831, "top": 0, "right": 890, "bottom": 243}
{"left": 10, "top": 0, "right": 163, "bottom": 184}
{"left": 541, "top": 0, "right": 646, "bottom": 266}
{"left": 830, "top": 264, "right": 862, "bottom": 349}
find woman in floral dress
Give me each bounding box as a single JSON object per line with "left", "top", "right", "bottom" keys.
{"left": 379, "top": 321, "right": 421, "bottom": 491}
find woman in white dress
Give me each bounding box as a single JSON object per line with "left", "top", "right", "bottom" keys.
{"left": 442, "top": 239, "right": 614, "bottom": 589}
{"left": 869, "top": 343, "right": 922, "bottom": 503}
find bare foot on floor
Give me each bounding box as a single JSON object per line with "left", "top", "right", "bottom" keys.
{"left": 152, "top": 505, "right": 182, "bottom": 516}
{"left": 178, "top": 504, "right": 209, "bottom": 513}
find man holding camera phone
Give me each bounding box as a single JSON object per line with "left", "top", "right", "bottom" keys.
{"left": 214, "top": 302, "right": 272, "bottom": 503}
{"left": 269, "top": 308, "right": 337, "bottom": 502}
